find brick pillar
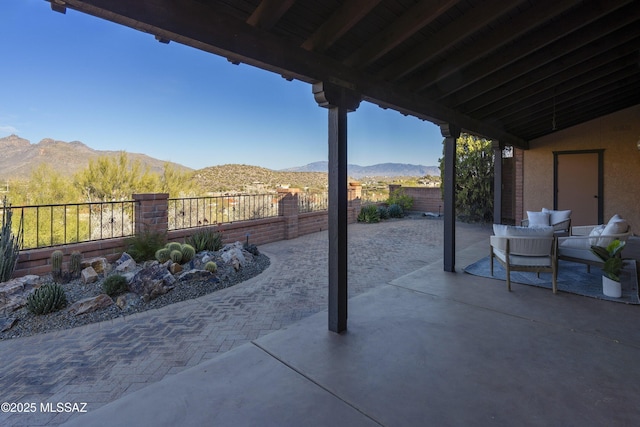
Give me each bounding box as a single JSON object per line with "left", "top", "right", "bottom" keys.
{"left": 348, "top": 182, "right": 362, "bottom": 223}
{"left": 133, "top": 193, "right": 169, "bottom": 235}
{"left": 514, "top": 147, "right": 525, "bottom": 225}
{"left": 278, "top": 189, "right": 300, "bottom": 239}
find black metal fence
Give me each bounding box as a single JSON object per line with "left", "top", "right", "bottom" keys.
{"left": 2, "top": 200, "right": 135, "bottom": 250}
{"left": 168, "top": 194, "right": 284, "bottom": 230}
{"left": 298, "top": 192, "right": 329, "bottom": 213}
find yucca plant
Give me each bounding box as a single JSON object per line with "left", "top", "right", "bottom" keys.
{"left": 187, "top": 229, "right": 223, "bottom": 252}
{"left": 357, "top": 204, "right": 380, "bottom": 223}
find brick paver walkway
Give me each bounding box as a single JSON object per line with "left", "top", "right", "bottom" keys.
{"left": 0, "top": 217, "right": 481, "bottom": 426}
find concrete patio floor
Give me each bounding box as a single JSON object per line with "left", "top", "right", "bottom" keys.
{"left": 59, "top": 220, "right": 640, "bottom": 427}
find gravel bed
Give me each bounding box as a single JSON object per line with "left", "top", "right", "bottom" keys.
{"left": 0, "top": 252, "right": 270, "bottom": 341}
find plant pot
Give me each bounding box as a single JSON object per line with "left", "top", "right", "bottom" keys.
{"left": 602, "top": 275, "right": 622, "bottom": 298}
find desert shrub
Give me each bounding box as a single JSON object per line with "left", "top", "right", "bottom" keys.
{"left": 388, "top": 204, "right": 404, "bottom": 218}
{"left": 126, "top": 228, "right": 166, "bottom": 262}
{"left": 377, "top": 206, "right": 389, "bottom": 220}
{"left": 387, "top": 188, "right": 413, "bottom": 211}
{"left": 102, "top": 274, "right": 129, "bottom": 297}
{"left": 26, "top": 284, "right": 67, "bottom": 315}
{"left": 357, "top": 204, "right": 380, "bottom": 223}
{"left": 187, "top": 229, "right": 223, "bottom": 252}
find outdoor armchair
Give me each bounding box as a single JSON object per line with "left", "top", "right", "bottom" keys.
{"left": 521, "top": 208, "right": 571, "bottom": 236}
{"left": 490, "top": 225, "right": 558, "bottom": 293}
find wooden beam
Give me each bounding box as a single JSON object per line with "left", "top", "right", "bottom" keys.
{"left": 422, "top": 0, "right": 636, "bottom": 101}
{"left": 246, "top": 0, "right": 296, "bottom": 29}
{"left": 440, "top": 124, "right": 460, "bottom": 272}
{"left": 342, "top": 0, "right": 458, "bottom": 68}
{"left": 403, "top": 0, "right": 583, "bottom": 92}
{"left": 439, "top": 2, "right": 640, "bottom": 107}
{"left": 377, "top": 0, "right": 519, "bottom": 81}
{"left": 301, "top": 0, "right": 381, "bottom": 53}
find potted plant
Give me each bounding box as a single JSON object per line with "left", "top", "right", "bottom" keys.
{"left": 591, "top": 239, "right": 626, "bottom": 298}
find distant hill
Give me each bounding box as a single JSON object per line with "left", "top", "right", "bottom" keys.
{"left": 0, "top": 135, "right": 191, "bottom": 180}
{"left": 193, "top": 164, "right": 328, "bottom": 193}
{"left": 282, "top": 161, "right": 439, "bottom": 178}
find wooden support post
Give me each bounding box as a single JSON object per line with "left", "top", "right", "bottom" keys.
{"left": 440, "top": 124, "right": 460, "bottom": 272}
{"left": 493, "top": 140, "right": 503, "bottom": 225}
{"left": 313, "top": 82, "right": 360, "bottom": 333}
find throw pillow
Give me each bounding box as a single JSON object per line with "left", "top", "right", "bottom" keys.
{"left": 527, "top": 211, "right": 550, "bottom": 227}
{"left": 542, "top": 208, "right": 571, "bottom": 225}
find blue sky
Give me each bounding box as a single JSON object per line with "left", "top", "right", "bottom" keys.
{"left": 1, "top": 0, "right": 444, "bottom": 171}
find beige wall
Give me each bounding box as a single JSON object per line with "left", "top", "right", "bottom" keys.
{"left": 524, "top": 104, "right": 640, "bottom": 233}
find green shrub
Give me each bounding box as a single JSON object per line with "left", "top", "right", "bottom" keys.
{"left": 204, "top": 261, "right": 218, "bottom": 273}
{"left": 388, "top": 204, "right": 404, "bottom": 218}
{"left": 0, "top": 199, "right": 21, "bottom": 282}
{"left": 102, "top": 274, "right": 129, "bottom": 297}
{"left": 387, "top": 188, "right": 413, "bottom": 211}
{"left": 126, "top": 228, "right": 166, "bottom": 262}
{"left": 187, "top": 229, "right": 223, "bottom": 252}
{"left": 155, "top": 247, "right": 171, "bottom": 263}
{"left": 26, "top": 284, "right": 67, "bottom": 315}
{"left": 377, "top": 206, "right": 389, "bottom": 220}
{"left": 181, "top": 244, "right": 196, "bottom": 263}
{"left": 357, "top": 204, "right": 380, "bottom": 223}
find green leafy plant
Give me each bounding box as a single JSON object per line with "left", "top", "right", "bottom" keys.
{"left": 102, "top": 274, "right": 129, "bottom": 297}
{"left": 388, "top": 203, "right": 404, "bottom": 218}
{"left": 591, "top": 239, "right": 626, "bottom": 281}
{"left": 204, "top": 261, "right": 218, "bottom": 273}
{"left": 126, "top": 228, "right": 166, "bottom": 262}
{"left": 26, "top": 284, "right": 67, "bottom": 315}
{"left": 186, "top": 228, "right": 223, "bottom": 252}
{"left": 0, "top": 201, "right": 21, "bottom": 282}
{"left": 181, "top": 244, "right": 196, "bottom": 263}
{"left": 357, "top": 204, "right": 380, "bottom": 223}
{"left": 387, "top": 188, "right": 413, "bottom": 211}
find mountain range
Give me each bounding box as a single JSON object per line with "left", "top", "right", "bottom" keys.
{"left": 0, "top": 135, "right": 439, "bottom": 181}
{"left": 282, "top": 161, "right": 439, "bottom": 178}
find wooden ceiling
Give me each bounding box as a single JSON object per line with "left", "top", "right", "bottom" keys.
{"left": 49, "top": 0, "right": 640, "bottom": 150}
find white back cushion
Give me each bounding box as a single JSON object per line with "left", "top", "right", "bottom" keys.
{"left": 527, "top": 211, "right": 550, "bottom": 227}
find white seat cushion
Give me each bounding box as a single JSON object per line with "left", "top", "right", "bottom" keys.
{"left": 493, "top": 249, "right": 553, "bottom": 267}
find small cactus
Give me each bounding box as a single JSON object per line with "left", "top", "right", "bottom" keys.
{"left": 169, "top": 249, "right": 183, "bottom": 264}
{"left": 51, "top": 250, "right": 64, "bottom": 281}
{"left": 167, "top": 242, "right": 182, "bottom": 252}
{"left": 69, "top": 251, "right": 83, "bottom": 278}
{"left": 181, "top": 244, "right": 195, "bottom": 263}
{"left": 204, "top": 261, "right": 218, "bottom": 273}
{"left": 26, "top": 284, "right": 67, "bottom": 315}
{"left": 155, "top": 248, "right": 171, "bottom": 263}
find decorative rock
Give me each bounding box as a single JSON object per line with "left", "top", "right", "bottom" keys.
{"left": 169, "top": 263, "right": 183, "bottom": 275}
{"left": 0, "top": 317, "right": 17, "bottom": 332}
{"left": 178, "top": 269, "right": 219, "bottom": 283}
{"left": 115, "top": 258, "right": 137, "bottom": 273}
{"left": 0, "top": 276, "right": 44, "bottom": 313}
{"left": 115, "top": 292, "right": 143, "bottom": 310}
{"left": 115, "top": 252, "right": 134, "bottom": 266}
{"left": 128, "top": 263, "right": 176, "bottom": 302}
{"left": 81, "top": 267, "right": 99, "bottom": 284}
{"left": 82, "top": 257, "right": 109, "bottom": 274}
{"left": 220, "top": 242, "right": 252, "bottom": 270}
{"left": 68, "top": 294, "right": 113, "bottom": 316}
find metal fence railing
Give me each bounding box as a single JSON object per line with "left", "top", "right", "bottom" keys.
{"left": 168, "top": 194, "right": 283, "bottom": 230}
{"left": 298, "top": 192, "right": 328, "bottom": 213}
{"left": 2, "top": 200, "right": 135, "bottom": 250}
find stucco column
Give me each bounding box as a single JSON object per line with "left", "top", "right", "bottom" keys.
{"left": 493, "top": 141, "right": 503, "bottom": 225}
{"left": 313, "top": 81, "right": 361, "bottom": 333}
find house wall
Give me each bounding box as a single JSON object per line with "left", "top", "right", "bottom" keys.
{"left": 524, "top": 104, "right": 640, "bottom": 232}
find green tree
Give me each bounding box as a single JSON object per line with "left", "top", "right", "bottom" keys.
{"left": 23, "top": 164, "right": 79, "bottom": 205}
{"left": 158, "top": 163, "right": 196, "bottom": 197}
{"left": 74, "top": 152, "right": 156, "bottom": 202}
{"left": 439, "top": 133, "right": 494, "bottom": 223}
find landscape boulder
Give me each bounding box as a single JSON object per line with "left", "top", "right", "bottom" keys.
{"left": 68, "top": 294, "right": 113, "bottom": 316}
{"left": 115, "top": 252, "right": 137, "bottom": 273}
{"left": 81, "top": 267, "right": 99, "bottom": 284}
{"left": 0, "top": 275, "right": 43, "bottom": 313}
{"left": 128, "top": 263, "right": 176, "bottom": 302}
{"left": 82, "top": 257, "right": 109, "bottom": 274}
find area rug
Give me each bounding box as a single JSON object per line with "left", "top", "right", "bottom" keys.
{"left": 464, "top": 257, "right": 639, "bottom": 304}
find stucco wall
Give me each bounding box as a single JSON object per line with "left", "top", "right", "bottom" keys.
{"left": 524, "top": 104, "right": 640, "bottom": 232}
